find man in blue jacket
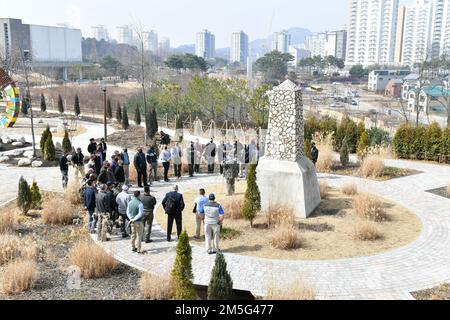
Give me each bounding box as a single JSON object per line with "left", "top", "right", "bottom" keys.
{"left": 83, "top": 180, "right": 96, "bottom": 233}
{"left": 162, "top": 185, "right": 185, "bottom": 242}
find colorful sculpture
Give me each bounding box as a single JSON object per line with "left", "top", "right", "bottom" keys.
{"left": 0, "top": 68, "right": 21, "bottom": 128}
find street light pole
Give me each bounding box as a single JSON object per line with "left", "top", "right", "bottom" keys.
{"left": 102, "top": 87, "right": 107, "bottom": 141}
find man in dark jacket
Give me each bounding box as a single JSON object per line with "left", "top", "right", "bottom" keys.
{"left": 205, "top": 139, "right": 216, "bottom": 174}
{"left": 311, "top": 142, "right": 319, "bottom": 166}
{"left": 95, "top": 184, "right": 108, "bottom": 241}
{"left": 187, "top": 141, "right": 195, "bottom": 177}
{"left": 141, "top": 186, "right": 157, "bottom": 243}
{"left": 87, "top": 138, "right": 97, "bottom": 155}
{"left": 99, "top": 138, "right": 107, "bottom": 162}
{"left": 59, "top": 152, "right": 69, "bottom": 189}
{"left": 114, "top": 160, "right": 125, "bottom": 185}
{"left": 83, "top": 180, "right": 96, "bottom": 233}
{"left": 134, "top": 148, "right": 148, "bottom": 187}
{"left": 162, "top": 185, "right": 185, "bottom": 242}
{"left": 72, "top": 147, "right": 85, "bottom": 178}
{"left": 105, "top": 182, "right": 117, "bottom": 234}
{"left": 146, "top": 146, "right": 158, "bottom": 183}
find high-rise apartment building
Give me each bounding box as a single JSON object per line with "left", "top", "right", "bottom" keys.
{"left": 394, "top": 5, "right": 406, "bottom": 63}
{"left": 143, "top": 30, "right": 158, "bottom": 53}
{"left": 196, "top": 29, "right": 215, "bottom": 59}
{"left": 288, "top": 45, "right": 311, "bottom": 67}
{"left": 116, "top": 25, "right": 133, "bottom": 45}
{"left": 230, "top": 31, "right": 249, "bottom": 65}
{"left": 272, "top": 30, "right": 291, "bottom": 53}
{"left": 91, "top": 25, "right": 109, "bottom": 41}
{"left": 305, "top": 30, "right": 347, "bottom": 60}
{"left": 346, "top": 0, "right": 399, "bottom": 66}
{"left": 401, "top": 0, "right": 433, "bottom": 66}
{"left": 431, "top": 0, "right": 450, "bottom": 58}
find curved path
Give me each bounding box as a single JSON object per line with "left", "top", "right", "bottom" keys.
{"left": 1, "top": 120, "right": 450, "bottom": 300}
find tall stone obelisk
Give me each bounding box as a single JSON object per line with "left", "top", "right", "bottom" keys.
{"left": 256, "top": 80, "right": 321, "bottom": 219}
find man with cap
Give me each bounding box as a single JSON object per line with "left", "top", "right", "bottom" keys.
{"left": 199, "top": 193, "right": 225, "bottom": 254}
{"left": 127, "top": 191, "right": 145, "bottom": 253}
{"left": 116, "top": 185, "right": 132, "bottom": 238}
{"left": 87, "top": 138, "right": 97, "bottom": 155}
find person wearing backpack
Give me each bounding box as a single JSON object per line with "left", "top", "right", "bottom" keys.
{"left": 162, "top": 185, "right": 185, "bottom": 242}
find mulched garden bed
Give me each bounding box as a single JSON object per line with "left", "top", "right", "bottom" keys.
{"left": 426, "top": 187, "right": 450, "bottom": 200}
{"left": 412, "top": 284, "right": 450, "bottom": 300}
{"left": 330, "top": 164, "right": 422, "bottom": 181}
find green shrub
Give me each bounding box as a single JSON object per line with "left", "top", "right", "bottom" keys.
{"left": 424, "top": 122, "right": 442, "bottom": 161}
{"left": 207, "top": 252, "right": 233, "bottom": 300}
{"left": 62, "top": 130, "right": 72, "bottom": 153}
{"left": 74, "top": 95, "right": 80, "bottom": 116}
{"left": 17, "top": 177, "right": 32, "bottom": 215}
{"left": 411, "top": 126, "right": 426, "bottom": 160}
{"left": 40, "top": 93, "right": 47, "bottom": 112}
{"left": 357, "top": 130, "right": 369, "bottom": 157}
{"left": 44, "top": 133, "right": 56, "bottom": 161}
{"left": 57, "top": 95, "right": 64, "bottom": 114}
{"left": 134, "top": 105, "right": 141, "bottom": 125}
{"left": 335, "top": 117, "right": 358, "bottom": 153}
{"left": 242, "top": 164, "right": 261, "bottom": 227}
{"left": 340, "top": 138, "right": 350, "bottom": 167}
{"left": 171, "top": 231, "right": 196, "bottom": 300}
{"left": 368, "top": 127, "right": 390, "bottom": 146}
{"left": 30, "top": 180, "right": 42, "bottom": 210}
{"left": 440, "top": 127, "right": 450, "bottom": 163}
{"left": 393, "top": 123, "right": 414, "bottom": 159}
{"left": 304, "top": 139, "right": 312, "bottom": 159}
{"left": 116, "top": 103, "right": 122, "bottom": 123}
{"left": 107, "top": 98, "right": 113, "bottom": 119}
{"left": 122, "top": 108, "right": 130, "bottom": 130}
{"left": 40, "top": 125, "right": 50, "bottom": 152}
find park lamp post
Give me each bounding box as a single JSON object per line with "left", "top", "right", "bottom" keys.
{"left": 102, "top": 87, "right": 107, "bottom": 141}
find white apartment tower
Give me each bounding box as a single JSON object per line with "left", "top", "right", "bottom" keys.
{"left": 272, "top": 30, "right": 291, "bottom": 53}
{"left": 143, "top": 30, "right": 158, "bottom": 53}
{"left": 346, "top": 0, "right": 399, "bottom": 66}
{"left": 196, "top": 29, "right": 215, "bottom": 60}
{"left": 91, "top": 25, "right": 109, "bottom": 41}
{"left": 116, "top": 25, "right": 133, "bottom": 45}
{"left": 401, "top": 0, "right": 434, "bottom": 66}
{"left": 230, "top": 31, "right": 249, "bottom": 65}
{"left": 431, "top": 0, "right": 450, "bottom": 58}
{"left": 305, "top": 30, "right": 347, "bottom": 60}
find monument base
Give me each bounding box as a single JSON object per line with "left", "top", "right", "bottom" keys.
{"left": 256, "top": 157, "right": 321, "bottom": 219}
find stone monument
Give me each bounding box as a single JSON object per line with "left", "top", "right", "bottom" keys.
{"left": 256, "top": 80, "right": 321, "bottom": 219}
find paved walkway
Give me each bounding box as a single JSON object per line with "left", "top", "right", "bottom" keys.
{"left": 1, "top": 120, "right": 450, "bottom": 299}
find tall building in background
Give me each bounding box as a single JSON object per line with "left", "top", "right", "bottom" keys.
{"left": 91, "top": 25, "right": 109, "bottom": 41}
{"left": 288, "top": 45, "right": 311, "bottom": 67}
{"left": 401, "top": 0, "right": 433, "bottom": 66}
{"left": 196, "top": 29, "right": 215, "bottom": 59}
{"left": 116, "top": 25, "right": 133, "bottom": 45}
{"left": 431, "top": 0, "right": 450, "bottom": 58}
{"left": 272, "top": 30, "right": 291, "bottom": 53}
{"left": 230, "top": 31, "right": 249, "bottom": 65}
{"left": 346, "top": 0, "right": 399, "bottom": 66}
{"left": 394, "top": 5, "right": 406, "bottom": 64}
{"left": 143, "top": 30, "right": 158, "bottom": 53}
{"left": 305, "top": 30, "right": 347, "bottom": 60}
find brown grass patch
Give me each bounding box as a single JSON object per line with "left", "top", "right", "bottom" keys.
{"left": 318, "top": 181, "right": 329, "bottom": 199}
{"left": 139, "top": 273, "right": 172, "bottom": 300}
{"left": 447, "top": 183, "right": 450, "bottom": 196}
{"left": 270, "top": 224, "right": 302, "bottom": 250}
{"left": 352, "top": 193, "right": 387, "bottom": 222}
{"left": 266, "top": 280, "right": 316, "bottom": 300}
{"left": 315, "top": 133, "right": 336, "bottom": 173}
{"left": 0, "top": 234, "right": 39, "bottom": 265}
{"left": 1, "top": 259, "right": 39, "bottom": 295}
{"left": 341, "top": 183, "right": 358, "bottom": 196}
{"left": 0, "top": 211, "right": 15, "bottom": 233}
{"left": 352, "top": 221, "right": 382, "bottom": 241}
{"left": 68, "top": 241, "right": 117, "bottom": 279}
{"left": 64, "top": 180, "right": 82, "bottom": 206}
{"left": 222, "top": 197, "right": 244, "bottom": 220}
{"left": 42, "top": 198, "right": 76, "bottom": 225}
{"left": 266, "top": 206, "right": 295, "bottom": 228}
{"left": 360, "top": 155, "right": 385, "bottom": 178}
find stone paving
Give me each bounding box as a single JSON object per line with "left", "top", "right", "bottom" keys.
{"left": 1, "top": 120, "right": 450, "bottom": 300}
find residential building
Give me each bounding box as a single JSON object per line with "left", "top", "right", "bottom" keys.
{"left": 431, "top": 0, "right": 450, "bottom": 58}
{"left": 288, "top": 45, "right": 311, "bottom": 67}
{"left": 305, "top": 30, "right": 347, "bottom": 60}
{"left": 272, "top": 30, "right": 291, "bottom": 53}
{"left": 196, "top": 29, "right": 215, "bottom": 59}
{"left": 0, "top": 18, "right": 82, "bottom": 64}
{"left": 143, "top": 30, "right": 158, "bottom": 53}
{"left": 230, "top": 31, "right": 249, "bottom": 65}
{"left": 346, "top": 0, "right": 399, "bottom": 66}
{"left": 401, "top": 0, "right": 434, "bottom": 66}
{"left": 91, "top": 25, "right": 109, "bottom": 41}
{"left": 385, "top": 79, "right": 404, "bottom": 97}
{"left": 402, "top": 73, "right": 421, "bottom": 100}
{"left": 395, "top": 5, "right": 406, "bottom": 64}
{"left": 159, "top": 37, "right": 170, "bottom": 57}
{"left": 116, "top": 25, "right": 133, "bottom": 45}
{"left": 368, "top": 69, "right": 410, "bottom": 92}
{"left": 407, "top": 85, "right": 450, "bottom": 116}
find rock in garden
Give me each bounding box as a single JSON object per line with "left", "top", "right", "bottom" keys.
{"left": 12, "top": 141, "right": 24, "bottom": 147}
{"left": 18, "top": 137, "right": 26, "bottom": 144}
{"left": 31, "top": 160, "right": 43, "bottom": 167}
{"left": 11, "top": 150, "right": 24, "bottom": 157}
{"left": 1, "top": 137, "right": 12, "bottom": 144}
{"left": 18, "top": 159, "right": 32, "bottom": 167}
{"left": 0, "top": 156, "right": 9, "bottom": 163}
{"left": 24, "top": 151, "right": 34, "bottom": 158}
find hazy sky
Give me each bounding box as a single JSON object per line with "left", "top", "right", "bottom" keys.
{"left": 2, "top": 0, "right": 416, "bottom": 48}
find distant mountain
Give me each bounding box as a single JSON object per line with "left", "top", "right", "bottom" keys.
{"left": 172, "top": 44, "right": 195, "bottom": 55}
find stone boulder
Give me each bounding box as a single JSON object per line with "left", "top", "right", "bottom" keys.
{"left": 24, "top": 151, "right": 35, "bottom": 158}
{"left": 12, "top": 142, "right": 24, "bottom": 147}
{"left": 31, "top": 160, "right": 43, "bottom": 168}
{"left": 11, "top": 150, "right": 24, "bottom": 157}
{"left": 1, "top": 136, "right": 12, "bottom": 144}
{"left": 0, "top": 156, "right": 9, "bottom": 163}
{"left": 18, "top": 159, "right": 32, "bottom": 167}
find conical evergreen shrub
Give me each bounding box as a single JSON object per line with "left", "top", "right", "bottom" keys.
{"left": 30, "top": 180, "right": 42, "bottom": 209}
{"left": 340, "top": 137, "right": 349, "bottom": 167}
{"left": 62, "top": 130, "right": 72, "bottom": 153}
{"left": 135, "top": 105, "right": 141, "bottom": 125}
{"left": 40, "top": 93, "right": 47, "bottom": 112}
{"left": 107, "top": 98, "right": 113, "bottom": 119}
{"left": 122, "top": 108, "right": 130, "bottom": 130}
{"left": 44, "top": 133, "right": 56, "bottom": 161}
{"left": 57, "top": 95, "right": 64, "bottom": 114}
{"left": 357, "top": 130, "right": 369, "bottom": 158}
{"left": 116, "top": 103, "right": 122, "bottom": 123}
{"left": 40, "top": 125, "right": 50, "bottom": 151}
{"left": 74, "top": 94, "right": 81, "bottom": 116}
{"left": 242, "top": 164, "right": 261, "bottom": 227}
{"left": 207, "top": 252, "right": 233, "bottom": 300}
{"left": 17, "top": 177, "right": 32, "bottom": 215}
{"left": 170, "top": 231, "right": 196, "bottom": 300}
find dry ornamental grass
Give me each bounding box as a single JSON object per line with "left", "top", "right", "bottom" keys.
{"left": 360, "top": 155, "right": 385, "bottom": 178}
{"left": 0, "top": 211, "right": 15, "bottom": 233}
{"left": 352, "top": 193, "right": 387, "bottom": 222}
{"left": 1, "top": 259, "right": 38, "bottom": 295}
{"left": 266, "top": 280, "right": 316, "bottom": 300}
{"left": 266, "top": 206, "right": 295, "bottom": 228}
{"left": 353, "top": 221, "right": 382, "bottom": 241}
{"left": 42, "top": 198, "right": 76, "bottom": 226}
{"left": 139, "top": 273, "right": 172, "bottom": 300}
{"left": 222, "top": 197, "right": 244, "bottom": 220}
{"left": 341, "top": 183, "right": 358, "bottom": 196}
{"left": 315, "top": 133, "right": 336, "bottom": 173}
{"left": 69, "top": 241, "right": 117, "bottom": 279}
{"left": 318, "top": 181, "right": 329, "bottom": 199}
{"left": 0, "top": 234, "right": 39, "bottom": 265}
{"left": 270, "top": 224, "right": 302, "bottom": 250}
{"left": 65, "top": 180, "right": 83, "bottom": 206}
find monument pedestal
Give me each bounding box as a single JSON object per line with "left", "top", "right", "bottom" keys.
{"left": 256, "top": 157, "right": 321, "bottom": 219}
